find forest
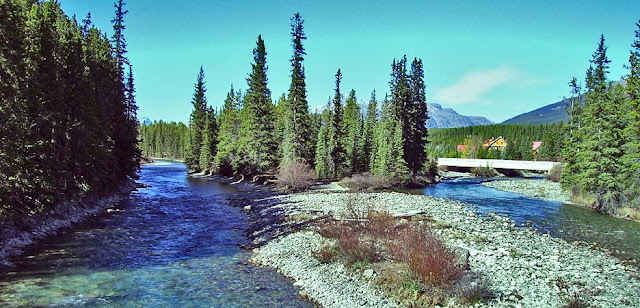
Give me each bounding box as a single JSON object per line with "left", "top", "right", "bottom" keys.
{"left": 0, "top": 0, "right": 139, "bottom": 220}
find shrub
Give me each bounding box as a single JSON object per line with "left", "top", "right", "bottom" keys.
{"left": 547, "top": 164, "right": 563, "bottom": 182}
{"left": 389, "top": 224, "right": 463, "bottom": 286}
{"left": 471, "top": 165, "right": 498, "bottom": 177}
{"left": 277, "top": 159, "right": 315, "bottom": 192}
{"left": 313, "top": 245, "right": 337, "bottom": 264}
{"left": 455, "top": 274, "right": 494, "bottom": 304}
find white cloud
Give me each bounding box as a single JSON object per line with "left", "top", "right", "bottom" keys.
{"left": 434, "top": 66, "right": 520, "bottom": 105}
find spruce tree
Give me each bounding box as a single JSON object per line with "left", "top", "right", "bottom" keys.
{"left": 237, "top": 35, "right": 277, "bottom": 175}
{"left": 215, "top": 85, "right": 241, "bottom": 176}
{"left": 199, "top": 108, "right": 218, "bottom": 173}
{"left": 623, "top": 20, "right": 640, "bottom": 205}
{"left": 362, "top": 90, "right": 378, "bottom": 171}
{"left": 186, "top": 66, "right": 208, "bottom": 172}
{"left": 329, "top": 69, "right": 345, "bottom": 176}
{"left": 343, "top": 89, "right": 363, "bottom": 174}
{"left": 282, "top": 12, "right": 313, "bottom": 164}
{"left": 314, "top": 102, "right": 333, "bottom": 178}
{"left": 409, "top": 58, "right": 429, "bottom": 173}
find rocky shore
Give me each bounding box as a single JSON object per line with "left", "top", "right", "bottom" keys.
{"left": 0, "top": 182, "right": 136, "bottom": 269}
{"left": 482, "top": 179, "right": 571, "bottom": 203}
{"left": 248, "top": 191, "right": 640, "bottom": 307}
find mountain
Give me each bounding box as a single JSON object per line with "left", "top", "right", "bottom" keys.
{"left": 426, "top": 103, "right": 493, "bottom": 128}
{"left": 501, "top": 99, "right": 571, "bottom": 125}
{"left": 503, "top": 80, "right": 624, "bottom": 125}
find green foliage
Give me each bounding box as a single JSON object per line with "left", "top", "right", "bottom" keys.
{"left": 236, "top": 35, "right": 277, "bottom": 175}
{"left": 281, "top": 12, "right": 313, "bottom": 164}
{"left": 138, "top": 121, "right": 189, "bottom": 159}
{"left": 186, "top": 66, "right": 208, "bottom": 172}
{"left": 314, "top": 102, "right": 334, "bottom": 178}
{"left": 0, "top": 0, "right": 139, "bottom": 219}
{"left": 199, "top": 108, "right": 218, "bottom": 173}
{"left": 361, "top": 91, "right": 378, "bottom": 170}
{"left": 343, "top": 89, "right": 364, "bottom": 174}
{"left": 214, "top": 86, "right": 242, "bottom": 176}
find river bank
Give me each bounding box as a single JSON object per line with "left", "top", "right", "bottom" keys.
{"left": 0, "top": 181, "right": 136, "bottom": 269}
{"left": 246, "top": 191, "right": 640, "bottom": 307}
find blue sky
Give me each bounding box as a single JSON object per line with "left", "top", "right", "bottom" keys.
{"left": 60, "top": 0, "right": 640, "bottom": 123}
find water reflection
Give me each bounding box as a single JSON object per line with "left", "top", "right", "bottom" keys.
{"left": 0, "top": 161, "right": 310, "bottom": 307}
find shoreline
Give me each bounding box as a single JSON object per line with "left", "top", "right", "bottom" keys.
{"left": 243, "top": 190, "right": 640, "bottom": 307}
{"left": 0, "top": 181, "right": 136, "bottom": 269}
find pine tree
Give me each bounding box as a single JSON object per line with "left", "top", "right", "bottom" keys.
{"left": 371, "top": 95, "right": 394, "bottom": 175}
{"left": 282, "top": 12, "right": 313, "bottom": 164}
{"left": 215, "top": 85, "right": 241, "bottom": 176}
{"left": 343, "top": 89, "right": 363, "bottom": 174}
{"left": 623, "top": 19, "right": 640, "bottom": 205}
{"left": 199, "top": 108, "right": 218, "bottom": 173}
{"left": 236, "top": 35, "right": 277, "bottom": 175}
{"left": 328, "top": 69, "right": 345, "bottom": 176}
{"left": 408, "top": 58, "right": 429, "bottom": 173}
{"left": 361, "top": 90, "right": 378, "bottom": 171}
{"left": 186, "top": 66, "right": 208, "bottom": 172}
{"left": 314, "top": 102, "right": 333, "bottom": 178}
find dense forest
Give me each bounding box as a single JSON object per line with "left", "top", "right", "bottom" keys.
{"left": 0, "top": 0, "right": 139, "bottom": 220}
{"left": 561, "top": 28, "right": 640, "bottom": 215}
{"left": 138, "top": 121, "right": 189, "bottom": 159}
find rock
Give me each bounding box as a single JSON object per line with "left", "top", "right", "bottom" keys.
{"left": 293, "top": 280, "right": 304, "bottom": 288}
{"left": 244, "top": 205, "right": 252, "bottom": 211}
{"left": 363, "top": 269, "right": 375, "bottom": 278}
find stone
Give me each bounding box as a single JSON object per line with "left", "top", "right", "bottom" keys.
{"left": 244, "top": 205, "right": 252, "bottom": 211}
{"left": 363, "top": 269, "right": 375, "bottom": 278}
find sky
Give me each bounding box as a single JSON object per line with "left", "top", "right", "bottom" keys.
{"left": 59, "top": 0, "right": 640, "bottom": 124}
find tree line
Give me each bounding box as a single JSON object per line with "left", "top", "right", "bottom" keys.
{"left": 562, "top": 23, "right": 640, "bottom": 215}
{"left": 427, "top": 123, "right": 565, "bottom": 161}
{"left": 177, "top": 13, "right": 431, "bottom": 181}
{"left": 138, "top": 121, "right": 189, "bottom": 159}
{"left": 0, "top": 0, "right": 139, "bottom": 220}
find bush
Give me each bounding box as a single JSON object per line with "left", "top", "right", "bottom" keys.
{"left": 471, "top": 165, "right": 498, "bottom": 177}
{"left": 277, "top": 159, "right": 315, "bottom": 192}
{"left": 313, "top": 245, "right": 337, "bottom": 264}
{"left": 547, "top": 164, "right": 563, "bottom": 182}
{"left": 389, "top": 224, "right": 463, "bottom": 286}
{"left": 455, "top": 274, "right": 494, "bottom": 304}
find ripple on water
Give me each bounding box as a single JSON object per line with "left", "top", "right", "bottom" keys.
{"left": 0, "top": 162, "right": 311, "bottom": 307}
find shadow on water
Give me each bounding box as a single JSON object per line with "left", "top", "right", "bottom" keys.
{"left": 0, "top": 161, "right": 312, "bottom": 307}
{"left": 410, "top": 177, "right": 640, "bottom": 265}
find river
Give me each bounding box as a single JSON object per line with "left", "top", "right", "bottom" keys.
{"left": 414, "top": 177, "right": 640, "bottom": 266}
{"left": 0, "top": 161, "right": 312, "bottom": 307}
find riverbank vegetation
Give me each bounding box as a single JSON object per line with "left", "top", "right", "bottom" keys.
{"left": 173, "top": 13, "right": 434, "bottom": 187}
{"left": 0, "top": 0, "right": 139, "bottom": 221}
{"left": 561, "top": 25, "right": 640, "bottom": 216}
{"left": 138, "top": 121, "right": 189, "bottom": 160}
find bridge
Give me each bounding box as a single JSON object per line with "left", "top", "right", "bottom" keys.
{"left": 438, "top": 158, "right": 560, "bottom": 172}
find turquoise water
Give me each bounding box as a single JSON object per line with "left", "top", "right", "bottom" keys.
{"left": 0, "top": 161, "right": 311, "bottom": 307}
{"left": 415, "top": 178, "right": 640, "bottom": 265}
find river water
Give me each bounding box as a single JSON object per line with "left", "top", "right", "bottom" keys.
{"left": 0, "top": 161, "right": 312, "bottom": 307}
{"left": 414, "top": 177, "right": 640, "bottom": 265}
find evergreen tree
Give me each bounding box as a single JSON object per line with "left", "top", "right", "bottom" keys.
{"left": 186, "top": 66, "right": 208, "bottom": 172}
{"left": 622, "top": 20, "right": 640, "bottom": 204}
{"left": 361, "top": 90, "right": 378, "bottom": 171}
{"left": 282, "top": 12, "right": 313, "bottom": 164}
{"left": 215, "top": 85, "right": 242, "bottom": 176}
{"left": 371, "top": 95, "right": 394, "bottom": 175}
{"left": 408, "top": 58, "right": 429, "bottom": 173}
{"left": 314, "top": 102, "right": 333, "bottom": 178}
{"left": 343, "top": 89, "right": 363, "bottom": 174}
{"left": 199, "top": 108, "right": 218, "bottom": 173}
{"left": 328, "top": 69, "right": 345, "bottom": 176}
{"left": 236, "top": 35, "right": 277, "bottom": 175}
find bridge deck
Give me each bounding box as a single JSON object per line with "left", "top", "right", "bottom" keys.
{"left": 438, "top": 158, "right": 559, "bottom": 172}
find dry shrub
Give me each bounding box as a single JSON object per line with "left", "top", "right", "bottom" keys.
{"left": 313, "top": 245, "right": 337, "bottom": 264}
{"left": 546, "top": 164, "right": 563, "bottom": 182}
{"left": 389, "top": 225, "right": 463, "bottom": 286}
{"left": 454, "top": 273, "right": 494, "bottom": 304}
{"left": 277, "top": 159, "right": 315, "bottom": 191}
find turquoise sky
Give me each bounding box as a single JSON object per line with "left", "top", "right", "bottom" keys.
{"left": 60, "top": 0, "right": 640, "bottom": 123}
